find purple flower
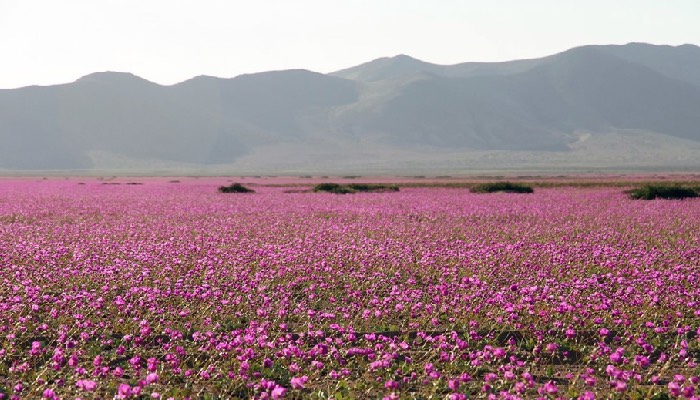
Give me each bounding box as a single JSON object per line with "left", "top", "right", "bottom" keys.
{"left": 668, "top": 381, "right": 681, "bottom": 396}
{"left": 271, "top": 386, "right": 287, "bottom": 399}
{"left": 146, "top": 372, "right": 159, "bottom": 384}
{"left": 541, "top": 381, "right": 558, "bottom": 395}
{"left": 290, "top": 376, "right": 308, "bottom": 389}
{"left": 117, "top": 383, "right": 132, "bottom": 398}
{"left": 448, "top": 379, "right": 460, "bottom": 391}
{"left": 76, "top": 379, "right": 97, "bottom": 391}
{"left": 42, "top": 389, "right": 58, "bottom": 400}
{"left": 612, "top": 380, "right": 627, "bottom": 392}
{"left": 384, "top": 380, "right": 399, "bottom": 390}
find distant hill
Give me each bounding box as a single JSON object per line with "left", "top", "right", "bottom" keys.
{"left": 1, "top": 42, "right": 700, "bottom": 173}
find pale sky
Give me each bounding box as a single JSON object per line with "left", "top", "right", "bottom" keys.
{"left": 1, "top": 0, "right": 699, "bottom": 89}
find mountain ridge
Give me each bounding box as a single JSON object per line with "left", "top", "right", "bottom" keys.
{"left": 1, "top": 42, "right": 700, "bottom": 173}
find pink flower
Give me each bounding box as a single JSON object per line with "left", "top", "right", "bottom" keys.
{"left": 541, "top": 381, "right": 558, "bottom": 395}
{"left": 634, "top": 355, "right": 650, "bottom": 367}
{"left": 668, "top": 381, "right": 681, "bottom": 396}
{"left": 545, "top": 343, "right": 559, "bottom": 353}
{"left": 610, "top": 352, "right": 623, "bottom": 363}
{"left": 448, "top": 379, "right": 460, "bottom": 390}
{"left": 682, "top": 385, "right": 695, "bottom": 397}
{"left": 147, "top": 357, "right": 158, "bottom": 372}
{"left": 118, "top": 383, "right": 132, "bottom": 397}
{"left": 290, "top": 375, "right": 308, "bottom": 389}
{"left": 271, "top": 386, "right": 287, "bottom": 399}
{"left": 384, "top": 380, "right": 399, "bottom": 390}
{"left": 68, "top": 354, "right": 79, "bottom": 367}
{"left": 30, "top": 341, "right": 42, "bottom": 356}
{"left": 129, "top": 355, "right": 141, "bottom": 369}
{"left": 146, "top": 372, "right": 159, "bottom": 384}
{"left": 76, "top": 379, "right": 97, "bottom": 391}
{"left": 613, "top": 380, "right": 627, "bottom": 392}
{"left": 610, "top": 348, "right": 624, "bottom": 363}
{"left": 42, "top": 388, "right": 58, "bottom": 400}
{"left": 492, "top": 347, "right": 506, "bottom": 358}
{"left": 311, "top": 360, "right": 324, "bottom": 370}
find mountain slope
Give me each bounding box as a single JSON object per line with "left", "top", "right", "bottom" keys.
{"left": 1, "top": 43, "right": 699, "bottom": 173}
{"left": 593, "top": 42, "right": 700, "bottom": 88}
{"left": 331, "top": 45, "right": 700, "bottom": 150}
{"left": 0, "top": 70, "right": 358, "bottom": 169}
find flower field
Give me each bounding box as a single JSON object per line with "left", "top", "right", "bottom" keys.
{"left": 1, "top": 178, "right": 699, "bottom": 399}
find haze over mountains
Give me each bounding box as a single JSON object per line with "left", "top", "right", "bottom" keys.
{"left": 2, "top": 42, "right": 700, "bottom": 174}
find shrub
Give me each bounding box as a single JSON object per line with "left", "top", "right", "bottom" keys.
{"left": 347, "top": 183, "right": 399, "bottom": 193}
{"left": 313, "top": 183, "right": 355, "bottom": 194}
{"left": 218, "top": 183, "right": 255, "bottom": 193}
{"left": 313, "top": 183, "right": 399, "bottom": 194}
{"left": 627, "top": 185, "right": 698, "bottom": 200}
{"left": 470, "top": 182, "right": 534, "bottom": 194}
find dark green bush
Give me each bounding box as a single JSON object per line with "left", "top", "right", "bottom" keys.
{"left": 347, "top": 183, "right": 399, "bottom": 192}
{"left": 314, "top": 183, "right": 399, "bottom": 194}
{"left": 470, "top": 182, "right": 534, "bottom": 194}
{"left": 313, "top": 183, "right": 355, "bottom": 194}
{"left": 218, "top": 183, "right": 255, "bottom": 193}
{"left": 627, "top": 185, "right": 698, "bottom": 200}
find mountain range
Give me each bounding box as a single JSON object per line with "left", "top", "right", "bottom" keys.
{"left": 2, "top": 42, "right": 700, "bottom": 174}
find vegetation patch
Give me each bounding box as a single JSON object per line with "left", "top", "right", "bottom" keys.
{"left": 313, "top": 183, "right": 355, "bottom": 194}
{"left": 347, "top": 183, "right": 399, "bottom": 192}
{"left": 218, "top": 183, "right": 255, "bottom": 193}
{"left": 470, "top": 182, "right": 534, "bottom": 193}
{"left": 627, "top": 184, "right": 698, "bottom": 200}
{"left": 2, "top": 181, "right": 700, "bottom": 399}
{"left": 313, "top": 183, "right": 399, "bottom": 194}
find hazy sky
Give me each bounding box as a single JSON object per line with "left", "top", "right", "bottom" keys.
{"left": 1, "top": 0, "right": 699, "bottom": 89}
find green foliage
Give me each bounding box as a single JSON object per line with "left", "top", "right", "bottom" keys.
{"left": 627, "top": 184, "right": 698, "bottom": 200}
{"left": 470, "top": 182, "right": 534, "bottom": 193}
{"left": 347, "top": 183, "right": 399, "bottom": 192}
{"left": 218, "top": 183, "right": 255, "bottom": 193}
{"left": 313, "top": 183, "right": 399, "bottom": 194}
{"left": 313, "top": 183, "right": 355, "bottom": 194}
